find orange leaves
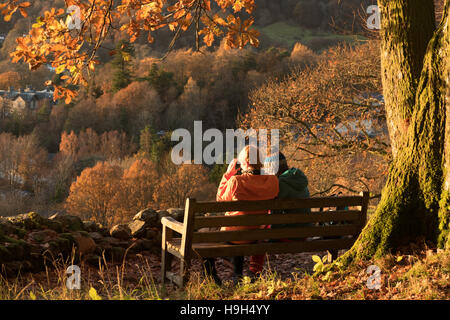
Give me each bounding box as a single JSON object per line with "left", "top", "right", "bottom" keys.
{"left": 1, "top": 0, "right": 261, "bottom": 104}
{"left": 199, "top": 14, "right": 224, "bottom": 46}
{"left": 88, "top": 59, "right": 99, "bottom": 72}
{"left": 154, "top": 163, "right": 215, "bottom": 208}
{"left": 222, "top": 15, "right": 260, "bottom": 49}
{"left": 202, "top": 0, "right": 211, "bottom": 11}
{"left": 66, "top": 161, "right": 124, "bottom": 225}
{"left": 231, "top": 0, "right": 255, "bottom": 14}
{"left": 53, "top": 86, "right": 76, "bottom": 104}
{"left": 0, "top": 1, "right": 34, "bottom": 20}
{"left": 199, "top": 13, "right": 259, "bottom": 48}
{"left": 215, "top": 0, "right": 254, "bottom": 13}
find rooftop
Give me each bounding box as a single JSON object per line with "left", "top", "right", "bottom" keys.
{"left": 0, "top": 87, "right": 54, "bottom": 103}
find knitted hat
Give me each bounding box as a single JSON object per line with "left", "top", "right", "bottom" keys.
{"left": 263, "top": 151, "right": 287, "bottom": 175}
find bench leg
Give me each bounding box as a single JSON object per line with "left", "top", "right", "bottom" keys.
{"left": 180, "top": 257, "right": 191, "bottom": 287}
{"left": 161, "top": 248, "right": 173, "bottom": 287}
{"left": 331, "top": 250, "right": 339, "bottom": 261}
{"left": 161, "top": 226, "right": 173, "bottom": 290}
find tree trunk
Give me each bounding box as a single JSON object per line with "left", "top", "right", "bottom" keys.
{"left": 379, "top": 0, "right": 436, "bottom": 157}
{"left": 439, "top": 19, "right": 450, "bottom": 249}
{"left": 339, "top": 0, "right": 450, "bottom": 264}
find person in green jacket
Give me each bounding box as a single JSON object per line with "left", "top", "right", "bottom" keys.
{"left": 263, "top": 152, "right": 311, "bottom": 231}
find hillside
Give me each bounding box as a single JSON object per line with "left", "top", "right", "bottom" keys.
{"left": 0, "top": 0, "right": 448, "bottom": 304}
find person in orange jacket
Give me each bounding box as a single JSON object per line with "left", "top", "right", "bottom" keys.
{"left": 203, "top": 145, "right": 279, "bottom": 285}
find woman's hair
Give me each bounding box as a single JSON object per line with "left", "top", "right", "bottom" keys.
{"left": 237, "top": 145, "right": 263, "bottom": 170}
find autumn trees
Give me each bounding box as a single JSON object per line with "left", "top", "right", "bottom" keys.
{"left": 1, "top": 0, "right": 448, "bottom": 267}
{"left": 154, "top": 163, "right": 213, "bottom": 208}
{"left": 242, "top": 41, "right": 387, "bottom": 197}
{"left": 111, "top": 40, "right": 135, "bottom": 93}
{"left": 0, "top": 71, "right": 20, "bottom": 88}
{"left": 65, "top": 158, "right": 214, "bottom": 226}
{"left": 0, "top": 132, "right": 48, "bottom": 191}
{"left": 66, "top": 161, "right": 123, "bottom": 225}
{"left": 2, "top": 0, "right": 261, "bottom": 104}
{"left": 59, "top": 128, "right": 135, "bottom": 162}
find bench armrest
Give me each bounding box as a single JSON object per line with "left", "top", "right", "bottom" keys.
{"left": 161, "top": 216, "right": 184, "bottom": 234}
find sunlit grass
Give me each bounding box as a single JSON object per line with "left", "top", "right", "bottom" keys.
{"left": 0, "top": 248, "right": 448, "bottom": 300}
{"left": 259, "top": 22, "right": 365, "bottom": 48}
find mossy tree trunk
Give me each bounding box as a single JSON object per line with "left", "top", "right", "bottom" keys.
{"left": 379, "top": 0, "right": 436, "bottom": 157}
{"left": 440, "top": 17, "right": 450, "bottom": 249}
{"left": 339, "top": 0, "right": 450, "bottom": 264}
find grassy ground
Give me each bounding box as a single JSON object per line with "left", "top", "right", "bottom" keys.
{"left": 182, "top": 246, "right": 449, "bottom": 300}
{"left": 0, "top": 244, "right": 448, "bottom": 300}
{"left": 259, "top": 22, "right": 365, "bottom": 49}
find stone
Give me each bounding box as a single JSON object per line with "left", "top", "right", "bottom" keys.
{"left": 110, "top": 224, "right": 131, "bottom": 240}
{"left": 51, "top": 236, "right": 74, "bottom": 255}
{"left": 167, "top": 208, "right": 184, "bottom": 222}
{"left": 145, "top": 229, "right": 158, "bottom": 240}
{"left": 73, "top": 233, "right": 96, "bottom": 255}
{"left": 48, "top": 212, "right": 64, "bottom": 220}
{"left": 0, "top": 244, "right": 13, "bottom": 262}
{"left": 133, "top": 208, "right": 159, "bottom": 226}
{"left": 98, "top": 236, "right": 119, "bottom": 245}
{"left": 2, "top": 261, "right": 25, "bottom": 276}
{"left": 28, "top": 212, "right": 45, "bottom": 225}
{"left": 157, "top": 210, "right": 171, "bottom": 227}
{"left": 84, "top": 253, "right": 102, "bottom": 266}
{"left": 4, "top": 240, "right": 30, "bottom": 261}
{"left": 49, "top": 214, "right": 84, "bottom": 232}
{"left": 128, "top": 220, "right": 147, "bottom": 238}
{"left": 83, "top": 221, "right": 98, "bottom": 232}
{"left": 131, "top": 239, "right": 154, "bottom": 252}
{"left": 45, "top": 220, "right": 63, "bottom": 233}
{"left": 0, "top": 220, "right": 19, "bottom": 237}
{"left": 12, "top": 215, "right": 40, "bottom": 230}
{"left": 88, "top": 232, "right": 103, "bottom": 241}
{"left": 27, "top": 229, "right": 58, "bottom": 243}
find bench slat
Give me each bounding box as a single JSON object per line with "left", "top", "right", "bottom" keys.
{"left": 192, "top": 224, "right": 360, "bottom": 243}
{"left": 194, "top": 210, "right": 361, "bottom": 228}
{"left": 187, "top": 238, "right": 356, "bottom": 258}
{"left": 193, "top": 196, "right": 365, "bottom": 213}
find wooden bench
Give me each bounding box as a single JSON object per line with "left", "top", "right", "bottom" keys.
{"left": 161, "top": 192, "right": 370, "bottom": 287}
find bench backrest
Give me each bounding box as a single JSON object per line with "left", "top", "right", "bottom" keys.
{"left": 179, "top": 192, "right": 370, "bottom": 258}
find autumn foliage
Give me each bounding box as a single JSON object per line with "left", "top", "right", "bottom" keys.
{"left": 241, "top": 41, "right": 387, "bottom": 197}
{"left": 59, "top": 128, "right": 135, "bottom": 161}
{"left": 65, "top": 161, "right": 123, "bottom": 226}
{"left": 154, "top": 162, "right": 213, "bottom": 208}
{"left": 0, "top": 71, "right": 20, "bottom": 88}
{"left": 65, "top": 158, "right": 215, "bottom": 226}
{"left": 113, "top": 158, "right": 159, "bottom": 219}
{"left": 1, "top": 0, "right": 260, "bottom": 103}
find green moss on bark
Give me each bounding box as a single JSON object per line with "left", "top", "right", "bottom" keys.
{"left": 335, "top": 1, "right": 450, "bottom": 267}
{"left": 438, "top": 191, "right": 450, "bottom": 248}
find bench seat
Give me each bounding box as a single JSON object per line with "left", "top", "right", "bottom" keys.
{"left": 161, "top": 192, "right": 370, "bottom": 287}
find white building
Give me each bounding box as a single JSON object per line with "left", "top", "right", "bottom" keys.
{"left": 0, "top": 86, "right": 54, "bottom": 117}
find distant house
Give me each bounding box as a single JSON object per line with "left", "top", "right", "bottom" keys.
{"left": 0, "top": 86, "right": 54, "bottom": 117}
